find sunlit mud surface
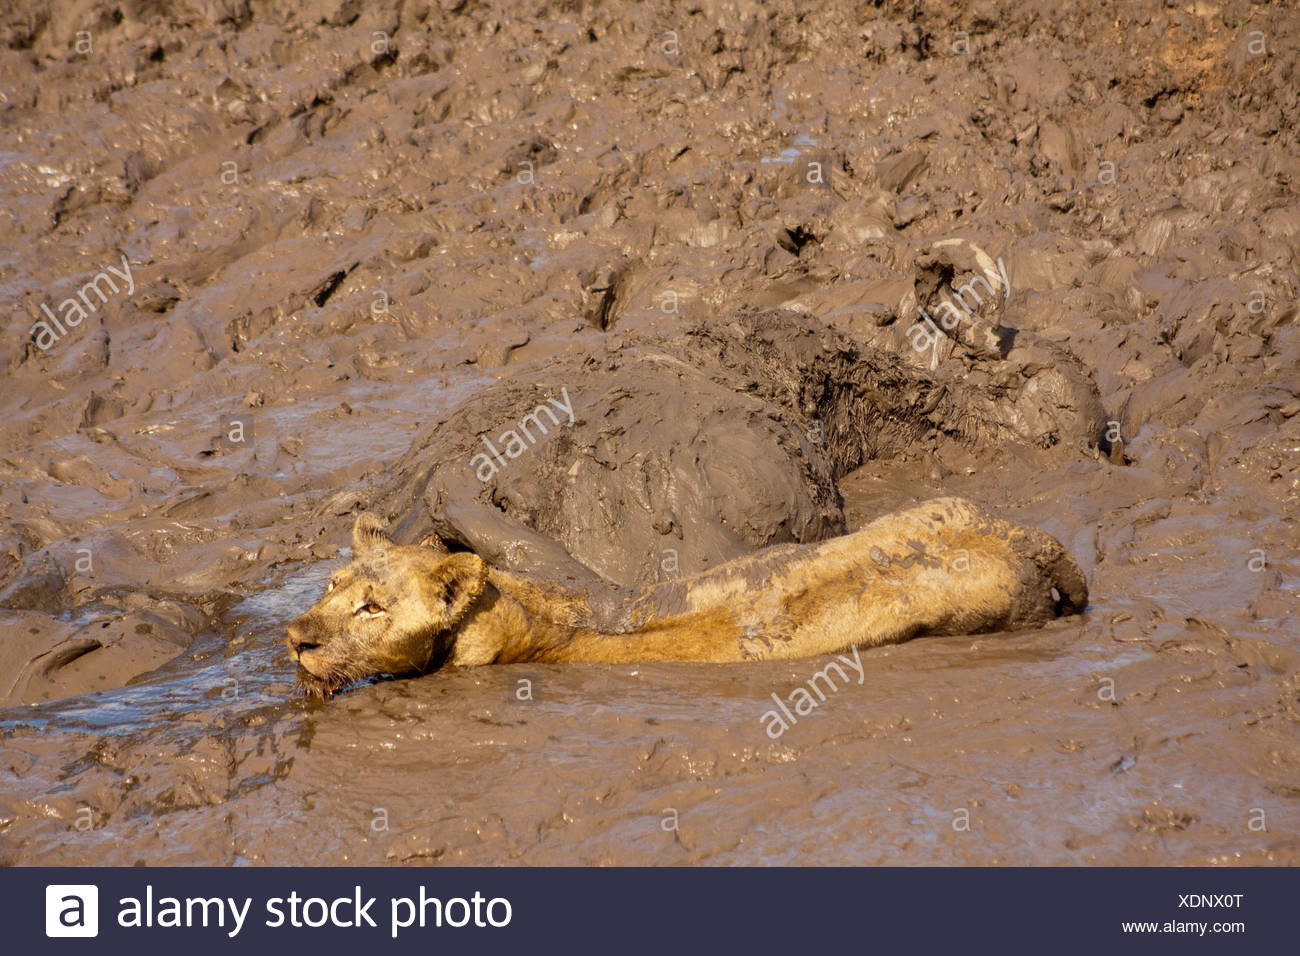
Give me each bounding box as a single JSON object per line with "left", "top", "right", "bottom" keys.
{"left": 2, "top": 0, "right": 1299, "bottom": 865}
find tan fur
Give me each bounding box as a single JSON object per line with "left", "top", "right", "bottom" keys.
{"left": 286, "top": 497, "right": 1087, "bottom": 696}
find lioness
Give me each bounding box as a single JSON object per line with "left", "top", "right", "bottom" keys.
{"left": 286, "top": 498, "right": 1087, "bottom": 697}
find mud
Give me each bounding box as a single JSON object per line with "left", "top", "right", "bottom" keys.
{"left": 373, "top": 304, "right": 1103, "bottom": 594}
{"left": 2, "top": 0, "right": 1299, "bottom": 865}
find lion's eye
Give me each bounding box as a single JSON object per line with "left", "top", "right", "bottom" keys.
{"left": 355, "top": 602, "right": 384, "bottom": 617}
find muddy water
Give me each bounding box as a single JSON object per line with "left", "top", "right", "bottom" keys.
{"left": 2, "top": 0, "right": 1299, "bottom": 864}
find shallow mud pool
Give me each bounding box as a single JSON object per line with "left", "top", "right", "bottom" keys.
{"left": 2, "top": 0, "right": 1299, "bottom": 865}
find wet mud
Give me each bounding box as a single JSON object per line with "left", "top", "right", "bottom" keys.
{"left": 1, "top": 0, "right": 1298, "bottom": 864}
{"left": 374, "top": 304, "right": 1103, "bottom": 593}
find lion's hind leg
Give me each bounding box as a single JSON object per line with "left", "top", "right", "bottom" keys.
{"left": 1007, "top": 525, "right": 1089, "bottom": 618}
{"left": 834, "top": 498, "right": 1089, "bottom": 645}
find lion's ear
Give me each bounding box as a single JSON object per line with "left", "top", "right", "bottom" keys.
{"left": 418, "top": 531, "right": 450, "bottom": 556}
{"left": 352, "top": 512, "right": 393, "bottom": 556}
{"left": 427, "top": 552, "right": 487, "bottom": 624}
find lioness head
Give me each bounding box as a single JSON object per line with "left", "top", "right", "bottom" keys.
{"left": 286, "top": 514, "right": 487, "bottom": 697}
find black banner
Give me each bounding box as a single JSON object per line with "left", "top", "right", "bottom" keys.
{"left": 13, "top": 867, "right": 1292, "bottom": 953}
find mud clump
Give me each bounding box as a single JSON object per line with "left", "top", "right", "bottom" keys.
{"left": 374, "top": 306, "right": 1104, "bottom": 590}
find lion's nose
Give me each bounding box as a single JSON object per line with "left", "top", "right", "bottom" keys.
{"left": 286, "top": 622, "right": 321, "bottom": 659}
